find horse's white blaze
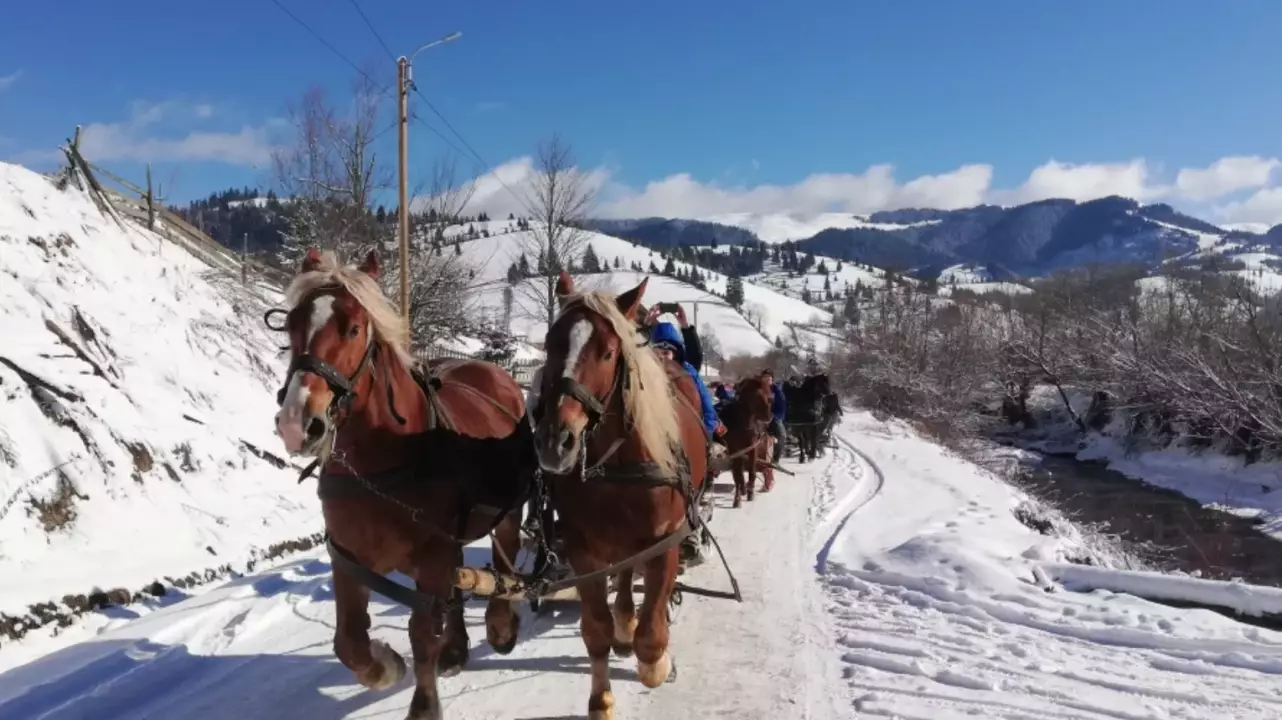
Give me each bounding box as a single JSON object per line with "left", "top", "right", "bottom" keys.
{"left": 563, "top": 319, "right": 594, "bottom": 379}
{"left": 307, "top": 294, "right": 336, "bottom": 347}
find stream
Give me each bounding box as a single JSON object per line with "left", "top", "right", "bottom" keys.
{"left": 1007, "top": 452, "right": 1282, "bottom": 587}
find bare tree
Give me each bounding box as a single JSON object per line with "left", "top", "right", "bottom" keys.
{"left": 271, "top": 68, "right": 390, "bottom": 268}
{"left": 409, "top": 154, "right": 479, "bottom": 251}
{"left": 515, "top": 134, "right": 597, "bottom": 329}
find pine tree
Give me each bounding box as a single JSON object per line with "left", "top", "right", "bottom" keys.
{"left": 823, "top": 275, "right": 831, "bottom": 292}
{"left": 662, "top": 257, "right": 676, "bottom": 276}
{"left": 801, "top": 287, "right": 812, "bottom": 304}
{"left": 582, "top": 243, "right": 602, "bottom": 273}
{"left": 725, "top": 274, "right": 745, "bottom": 309}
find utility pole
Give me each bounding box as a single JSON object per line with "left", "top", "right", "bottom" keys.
{"left": 397, "top": 57, "right": 410, "bottom": 321}
{"left": 396, "top": 30, "right": 463, "bottom": 324}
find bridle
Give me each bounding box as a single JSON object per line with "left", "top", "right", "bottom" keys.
{"left": 264, "top": 292, "right": 387, "bottom": 437}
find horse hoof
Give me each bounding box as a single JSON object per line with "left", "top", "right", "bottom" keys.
{"left": 588, "top": 690, "right": 616, "bottom": 720}
{"left": 360, "top": 640, "right": 406, "bottom": 691}
{"left": 486, "top": 613, "right": 520, "bottom": 656}
{"left": 637, "top": 650, "right": 672, "bottom": 688}
{"left": 439, "top": 642, "right": 470, "bottom": 677}
{"left": 732, "top": 497, "right": 742, "bottom": 509}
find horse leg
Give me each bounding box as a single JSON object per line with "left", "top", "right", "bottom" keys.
{"left": 578, "top": 574, "right": 616, "bottom": 720}
{"left": 762, "top": 443, "right": 776, "bottom": 492}
{"left": 746, "top": 448, "right": 758, "bottom": 500}
{"left": 484, "top": 510, "right": 522, "bottom": 655}
{"left": 434, "top": 545, "right": 469, "bottom": 678}
{"left": 612, "top": 568, "right": 637, "bottom": 658}
{"left": 332, "top": 560, "right": 406, "bottom": 691}
{"left": 633, "top": 547, "right": 678, "bottom": 689}
{"left": 730, "top": 462, "right": 744, "bottom": 508}
{"left": 407, "top": 550, "right": 457, "bottom": 720}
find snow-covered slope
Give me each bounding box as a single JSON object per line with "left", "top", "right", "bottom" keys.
{"left": 457, "top": 228, "right": 833, "bottom": 357}
{"left": 701, "top": 212, "right": 934, "bottom": 244}
{"left": 0, "top": 163, "right": 313, "bottom": 621}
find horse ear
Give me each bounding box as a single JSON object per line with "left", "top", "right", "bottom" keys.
{"left": 358, "top": 249, "right": 381, "bottom": 279}
{"left": 301, "top": 247, "right": 323, "bottom": 273}
{"left": 615, "top": 277, "right": 648, "bottom": 318}
{"left": 555, "top": 270, "right": 575, "bottom": 303}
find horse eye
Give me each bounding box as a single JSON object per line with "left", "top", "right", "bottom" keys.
{"left": 347, "top": 325, "right": 360, "bottom": 338}
{"left": 603, "top": 349, "right": 614, "bottom": 360}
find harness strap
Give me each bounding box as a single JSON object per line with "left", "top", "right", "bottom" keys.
{"left": 532, "top": 520, "right": 694, "bottom": 599}
{"left": 327, "top": 535, "right": 457, "bottom": 613}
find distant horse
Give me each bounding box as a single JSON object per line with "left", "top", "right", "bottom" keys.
{"left": 783, "top": 374, "right": 829, "bottom": 462}
{"left": 531, "top": 271, "right": 707, "bottom": 720}
{"left": 273, "top": 248, "right": 531, "bottom": 720}
{"left": 719, "top": 375, "right": 775, "bottom": 507}
{"left": 818, "top": 389, "right": 844, "bottom": 452}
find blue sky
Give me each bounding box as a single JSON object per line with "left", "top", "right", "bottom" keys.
{"left": 4, "top": 1, "right": 1282, "bottom": 226}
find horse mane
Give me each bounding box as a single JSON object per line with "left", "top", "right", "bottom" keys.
{"left": 284, "top": 250, "right": 415, "bottom": 370}
{"left": 559, "top": 290, "right": 682, "bottom": 477}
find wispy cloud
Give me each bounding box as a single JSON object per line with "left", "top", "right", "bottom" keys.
{"left": 77, "top": 99, "right": 277, "bottom": 166}
{"left": 0, "top": 69, "right": 23, "bottom": 91}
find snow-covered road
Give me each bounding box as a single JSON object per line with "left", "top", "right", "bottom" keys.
{"left": 6, "top": 412, "right": 1282, "bottom": 719}
{"left": 0, "top": 432, "right": 867, "bottom": 720}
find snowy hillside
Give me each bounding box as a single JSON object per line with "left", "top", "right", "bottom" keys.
{"left": 454, "top": 227, "right": 834, "bottom": 356}
{"left": 701, "top": 211, "right": 934, "bottom": 244}
{"left": 0, "top": 163, "right": 314, "bottom": 626}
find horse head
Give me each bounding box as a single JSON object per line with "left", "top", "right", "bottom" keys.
{"left": 534, "top": 271, "right": 681, "bottom": 477}
{"left": 732, "top": 375, "right": 773, "bottom": 429}
{"left": 273, "top": 247, "right": 413, "bottom": 456}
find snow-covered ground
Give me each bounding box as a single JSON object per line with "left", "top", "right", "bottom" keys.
{"left": 0, "top": 163, "right": 315, "bottom": 623}
{"left": 7, "top": 411, "right": 1282, "bottom": 718}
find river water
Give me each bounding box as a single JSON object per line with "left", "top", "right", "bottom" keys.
{"left": 1008, "top": 452, "right": 1282, "bottom": 587}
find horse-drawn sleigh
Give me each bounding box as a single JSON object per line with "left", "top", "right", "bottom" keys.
{"left": 269, "top": 250, "right": 741, "bottom": 720}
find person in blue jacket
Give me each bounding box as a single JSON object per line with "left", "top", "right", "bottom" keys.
{"left": 761, "top": 368, "right": 787, "bottom": 464}
{"left": 649, "top": 321, "right": 724, "bottom": 441}
{"left": 650, "top": 320, "right": 723, "bottom": 569}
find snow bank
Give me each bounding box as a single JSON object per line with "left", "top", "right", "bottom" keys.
{"left": 822, "top": 413, "right": 1282, "bottom": 718}
{"left": 0, "top": 162, "right": 315, "bottom": 618}
{"left": 1041, "top": 563, "right": 1282, "bottom": 619}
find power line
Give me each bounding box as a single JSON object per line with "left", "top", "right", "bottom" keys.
{"left": 346, "top": 0, "right": 397, "bottom": 62}
{"left": 273, "top": 0, "right": 534, "bottom": 223}
{"left": 269, "top": 0, "right": 473, "bottom": 161}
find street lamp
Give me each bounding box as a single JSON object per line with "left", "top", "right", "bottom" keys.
{"left": 397, "top": 31, "right": 462, "bottom": 322}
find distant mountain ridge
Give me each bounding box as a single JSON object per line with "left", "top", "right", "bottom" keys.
{"left": 592, "top": 197, "right": 1282, "bottom": 279}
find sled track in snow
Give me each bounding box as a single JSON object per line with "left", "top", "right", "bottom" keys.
{"left": 812, "top": 432, "right": 886, "bottom": 573}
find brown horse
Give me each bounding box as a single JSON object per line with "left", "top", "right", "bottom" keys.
{"left": 720, "top": 375, "right": 775, "bottom": 507}
{"left": 530, "top": 272, "right": 708, "bottom": 720}
{"left": 273, "top": 248, "right": 529, "bottom": 720}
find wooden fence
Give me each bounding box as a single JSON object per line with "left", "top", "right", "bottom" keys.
{"left": 418, "top": 347, "right": 542, "bottom": 387}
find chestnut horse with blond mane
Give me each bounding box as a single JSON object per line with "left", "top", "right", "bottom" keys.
{"left": 273, "top": 248, "right": 532, "bottom": 720}
{"left": 530, "top": 272, "right": 708, "bottom": 720}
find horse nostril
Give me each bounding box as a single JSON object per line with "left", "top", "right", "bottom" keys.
{"left": 305, "top": 417, "right": 327, "bottom": 441}
{"left": 558, "top": 429, "right": 575, "bottom": 453}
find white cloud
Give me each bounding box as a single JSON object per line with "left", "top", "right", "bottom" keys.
{"left": 448, "top": 153, "right": 1282, "bottom": 229}
{"left": 1214, "top": 187, "right": 1282, "bottom": 229}
{"left": 595, "top": 164, "right": 993, "bottom": 218}
{"left": 1175, "top": 155, "right": 1278, "bottom": 201}
{"left": 0, "top": 69, "right": 22, "bottom": 91}
{"left": 74, "top": 99, "right": 275, "bottom": 166}
{"left": 411, "top": 156, "right": 611, "bottom": 221}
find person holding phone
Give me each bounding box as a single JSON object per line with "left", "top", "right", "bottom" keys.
{"left": 643, "top": 302, "right": 703, "bottom": 372}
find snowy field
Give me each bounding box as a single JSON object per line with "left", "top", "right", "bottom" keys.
{"left": 5, "top": 412, "right": 1282, "bottom": 718}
